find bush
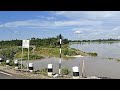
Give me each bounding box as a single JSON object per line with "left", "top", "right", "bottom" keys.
{"left": 87, "top": 52, "right": 98, "bottom": 56}
{"left": 107, "top": 58, "right": 114, "bottom": 60}
{"left": 63, "top": 48, "right": 77, "bottom": 56}
{"left": 39, "top": 68, "right": 48, "bottom": 75}
{"left": 64, "top": 48, "right": 69, "bottom": 55}
{"left": 116, "top": 59, "right": 120, "bottom": 62}
{"left": 61, "top": 68, "right": 71, "bottom": 75}
{"left": 9, "top": 60, "right": 14, "bottom": 66}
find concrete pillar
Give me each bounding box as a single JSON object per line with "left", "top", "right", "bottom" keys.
{"left": 0, "top": 58, "right": 2, "bottom": 64}
{"left": 72, "top": 66, "right": 79, "bottom": 79}
{"left": 6, "top": 60, "right": 10, "bottom": 66}
{"left": 28, "top": 63, "right": 33, "bottom": 72}
{"left": 48, "top": 64, "right": 53, "bottom": 77}
{"left": 14, "top": 59, "right": 18, "bottom": 69}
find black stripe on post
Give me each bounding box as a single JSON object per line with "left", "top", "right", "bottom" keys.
{"left": 6, "top": 63, "right": 9, "bottom": 65}
{"left": 59, "top": 63, "right": 61, "bottom": 69}
{"left": 60, "top": 51, "right": 61, "bottom": 58}
{"left": 29, "top": 67, "right": 33, "bottom": 70}
{"left": 15, "top": 63, "right": 19, "bottom": 66}
{"left": 59, "top": 34, "right": 62, "bottom": 75}
{"left": 73, "top": 72, "right": 79, "bottom": 76}
{"left": 60, "top": 34, "right": 62, "bottom": 39}
{"left": 60, "top": 44, "right": 61, "bottom": 48}
{"left": 48, "top": 69, "right": 53, "bottom": 72}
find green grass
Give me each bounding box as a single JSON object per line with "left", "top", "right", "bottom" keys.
{"left": 0, "top": 44, "right": 98, "bottom": 61}
{"left": 17, "top": 47, "right": 83, "bottom": 60}
{"left": 61, "top": 67, "right": 71, "bottom": 75}
{"left": 39, "top": 68, "right": 48, "bottom": 75}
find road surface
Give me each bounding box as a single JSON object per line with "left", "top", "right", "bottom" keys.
{"left": 0, "top": 70, "right": 28, "bottom": 79}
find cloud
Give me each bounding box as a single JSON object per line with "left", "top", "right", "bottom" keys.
{"left": 37, "top": 16, "right": 56, "bottom": 20}
{"left": 0, "top": 18, "right": 102, "bottom": 29}
{"left": 1, "top": 11, "right": 120, "bottom": 40}
{"left": 0, "top": 19, "right": 52, "bottom": 28}
{"left": 54, "top": 11, "right": 120, "bottom": 20}
{"left": 74, "top": 30, "right": 81, "bottom": 34}
{"left": 112, "top": 26, "right": 120, "bottom": 31}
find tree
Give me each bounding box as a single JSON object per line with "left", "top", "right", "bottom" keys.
{"left": 63, "top": 39, "right": 69, "bottom": 44}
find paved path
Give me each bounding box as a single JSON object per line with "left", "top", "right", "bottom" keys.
{"left": 0, "top": 70, "right": 28, "bottom": 79}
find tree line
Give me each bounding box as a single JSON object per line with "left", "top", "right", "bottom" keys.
{"left": 70, "top": 38, "right": 120, "bottom": 42}
{"left": 0, "top": 34, "right": 69, "bottom": 47}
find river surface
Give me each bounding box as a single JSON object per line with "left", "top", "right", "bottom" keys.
{"left": 22, "top": 42, "right": 120, "bottom": 79}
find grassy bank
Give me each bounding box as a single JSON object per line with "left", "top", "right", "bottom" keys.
{"left": 14, "top": 45, "right": 89, "bottom": 60}
{"left": 106, "top": 57, "right": 120, "bottom": 62}
{"left": 0, "top": 44, "right": 98, "bottom": 60}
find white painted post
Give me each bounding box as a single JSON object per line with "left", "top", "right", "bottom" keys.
{"left": 48, "top": 64, "right": 53, "bottom": 77}
{"left": 72, "top": 66, "right": 79, "bottom": 79}
{"left": 28, "top": 63, "right": 33, "bottom": 72}
{"left": 14, "top": 59, "right": 18, "bottom": 69}
{"left": 82, "top": 60, "right": 85, "bottom": 77}
{"left": 6, "top": 60, "right": 10, "bottom": 66}
{"left": 0, "top": 58, "right": 2, "bottom": 64}
{"left": 27, "top": 47, "right": 29, "bottom": 71}
{"left": 22, "top": 40, "right": 30, "bottom": 71}
{"left": 21, "top": 47, "right": 23, "bottom": 70}
{"left": 59, "top": 34, "right": 62, "bottom": 75}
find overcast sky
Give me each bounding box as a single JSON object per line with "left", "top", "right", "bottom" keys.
{"left": 0, "top": 11, "right": 120, "bottom": 40}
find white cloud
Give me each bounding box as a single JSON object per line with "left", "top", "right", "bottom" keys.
{"left": 46, "top": 17, "right": 56, "bottom": 20}
{"left": 112, "top": 26, "right": 120, "bottom": 31}
{"left": 74, "top": 30, "right": 81, "bottom": 34}
{"left": 0, "top": 19, "right": 102, "bottom": 29}
{"left": 37, "top": 16, "right": 56, "bottom": 20}
{"left": 54, "top": 11, "right": 120, "bottom": 20}
{"left": 1, "top": 11, "right": 120, "bottom": 40}
{"left": 0, "top": 19, "right": 52, "bottom": 28}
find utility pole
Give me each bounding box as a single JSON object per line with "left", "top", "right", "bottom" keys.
{"left": 59, "top": 34, "right": 62, "bottom": 75}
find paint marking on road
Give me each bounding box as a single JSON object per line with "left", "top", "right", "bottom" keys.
{"left": 0, "top": 71, "right": 13, "bottom": 76}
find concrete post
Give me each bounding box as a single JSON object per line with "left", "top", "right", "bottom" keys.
{"left": 48, "top": 64, "right": 53, "bottom": 77}
{"left": 72, "top": 66, "right": 79, "bottom": 79}
{"left": 28, "top": 63, "right": 33, "bottom": 72}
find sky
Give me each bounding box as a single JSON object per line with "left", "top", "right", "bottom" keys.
{"left": 0, "top": 11, "right": 120, "bottom": 40}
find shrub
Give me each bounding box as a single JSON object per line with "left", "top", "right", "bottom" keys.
{"left": 87, "top": 52, "right": 98, "bottom": 56}
{"left": 116, "top": 59, "right": 120, "bottom": 62}
{"left": 61, "top": 68, "right": 71, "bottom": 75}
{"left": 9, "top": 60, "right": 14, "bottom": 66}
{"left": 64, "top": 48, "right": 69, "bottom": 55}
{"left": 39, "top": 68, "right": 48, "bottom": 75}
{"left": 107, "top": 58, "right": 114, "bottom": 60}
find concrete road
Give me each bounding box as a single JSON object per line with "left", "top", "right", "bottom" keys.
{"left": 0, "top": 70, "right": 28, "bottom": 79}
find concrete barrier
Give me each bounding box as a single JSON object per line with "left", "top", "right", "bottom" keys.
{"left": 6, "top": 60, "right": 10, "bottom": 66}
{"left": 14, "top": 59, "right": 18, "bottom": 69}
{"left": 0, "top": 58, "right": 2, "bottom": 64}
{"left": 28, "top": 63, "right": 33, "bottom": 72}
{"left": 48, "top": 64, "right": 53, "bottom": 77}
{"left": 72, "top": 66, "right": 79, "bottom": 79}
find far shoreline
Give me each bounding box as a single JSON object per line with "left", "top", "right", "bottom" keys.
{"left": 66, "top": 55, "right": 84, "bottom": 57}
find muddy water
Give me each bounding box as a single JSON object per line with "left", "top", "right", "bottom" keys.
{"left": 22, "top": 42, "right": 120, "bottom": 79}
